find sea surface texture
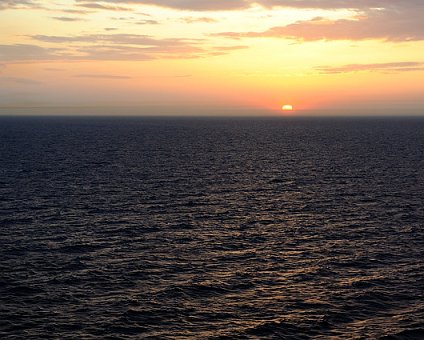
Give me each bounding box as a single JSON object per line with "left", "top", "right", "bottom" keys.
{"left": 1, "top": 117, "right": 424, "bottom": 339}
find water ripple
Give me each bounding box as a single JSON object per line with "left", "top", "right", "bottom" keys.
{"left": 1, "top": 117, "right": 423, "bottom": 339}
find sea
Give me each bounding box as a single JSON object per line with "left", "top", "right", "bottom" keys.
{"left": 1, "top": 116, "right": 423, "bottom": 339}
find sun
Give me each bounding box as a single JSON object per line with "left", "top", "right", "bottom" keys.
{"left": 282, "top": 104, "right": 293, "bottom": 111}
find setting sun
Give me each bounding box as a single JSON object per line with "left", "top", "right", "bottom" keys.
{"left": 0, "top": 1, "right": 423, "bottom": 115}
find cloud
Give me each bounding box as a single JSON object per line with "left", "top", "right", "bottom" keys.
{"left": 135, "top": 19, "right": 160, "bottom": 25}
{"left": 30, "top": 33, "right": 200, "bottom": 46}
{"left": 60, "top": 8, "right": 92, "bottom": 14}
{"left": 76, "top": 2, "right": 133, "bottom": 11}
{"left": 4, "top": 0, "right": 421, "bottom": 13}
{"left": 0, "top": 35, "right": 247, "bottom": 63}
{"left": 51, "top": 16, "right": 85, "bottom": 22}
{"left": 74, "top": 74, "right": 132, "bottom": 79}
{"left": 257, "top": 0, "right": 422, "bottom": 10}
{"left": 0, "top": 44, "right": 60, "bottom": 61}
{"left": 110, "top": 16, "right": 136, "bottom": 21}
{"left": 181, "top": 17, "right": 218, "bottom": 24}
{"left": 216, "top": 4, "right": 424, "bottom": 42}
{"left": 74, "top": 0, "right": 424, "bottom": 11}
{"left": 76, "top": 2, "right": 424, "bottom": 43}
{"left": 316, "top": 62, "right": 424, "bottom": 74}
{"left": 44, "top": 67, "right": 63, "bottom": 71}
{"left": 0, "top": 76, "right": 41, "bottom": 84}
{"left": 0, "top": 0, "right": 39, "bottom": 10}
{"left": 108, "top": 15, "right": 159, "bottom": 25}
{"left": 75, "top": 0, "right": 251, "bottom": 11}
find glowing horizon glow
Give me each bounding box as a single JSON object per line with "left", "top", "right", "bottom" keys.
{"left": 0, "top": 1, "right": 424, "bottom": 115}
{"left": 282, "top": 105, "right": 294, "bottom": 111}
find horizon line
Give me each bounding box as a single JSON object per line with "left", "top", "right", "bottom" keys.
{"left": 0, "top": 106, "right": 423, "bottom": 117}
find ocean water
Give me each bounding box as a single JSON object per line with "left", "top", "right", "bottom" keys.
{"left": 0, "top": 116, "right": 423, "bottom": 339}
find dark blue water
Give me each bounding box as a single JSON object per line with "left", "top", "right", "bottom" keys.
{"left": 1, "top": 116, "right": 423, "bottom": 339}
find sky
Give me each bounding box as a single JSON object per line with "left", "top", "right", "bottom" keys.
{"left": 1, "top": 0, "right": 424, "bottom": 115}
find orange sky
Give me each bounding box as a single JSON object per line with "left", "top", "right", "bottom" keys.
{"left": 1, "top": 0, "right": 424, "bottom": 115}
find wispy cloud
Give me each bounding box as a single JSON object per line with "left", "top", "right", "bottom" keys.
{"left": 0, "top": 44, "right": 61, "bottom": 61}
{"left": 3, "top": 0, "right": 424, "bottom": 13}
{"left": 135, "top": 19, "right": 159, "bottom": 25}
{"left": 181, "top": 17, "right": 219, "bottom": 24}
{"left": 216, "top": 4, "right": 424, "bottom": 42}
{"left": 108, "top": 15, "right": 159, "bottom": 25}
{"left": 0, "top": 0, "right": 39, "bottom": 10}
{"left": 44, "top": 67, "right": 63, "bottom": 71}
{"left": 317, "top": 62, "right": 424, "bottom": 74}
{"left": 59, "top": 8, "right": 92, "bottom": 15}
{"left": 76, "top": 2, "right": 133, "bottom": 11}
{"left": 0, "top": 76, "right": 41, "bottom": 84}
{"left": 0, "top": 34, "right": 247, "bottom": 63}
{"left": 258, "top": 0, "right": 422, "bottom": 10}
{"left": 71, "top": 1, "right": 423, "bottom": 44}
{"left": 74, "top": 74, "right": 132, "bottom": 79}
{"left": 73, "top": 0, "right": 424, "bottom": 12}
{"left": 51, "top": 16, "right": 85, "bottom": 22}
{"left": 75, "top": 0, "right": 250, "bottom": 11}
{"left": 30, "top": 33, "right": 200, "bottom": 46}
